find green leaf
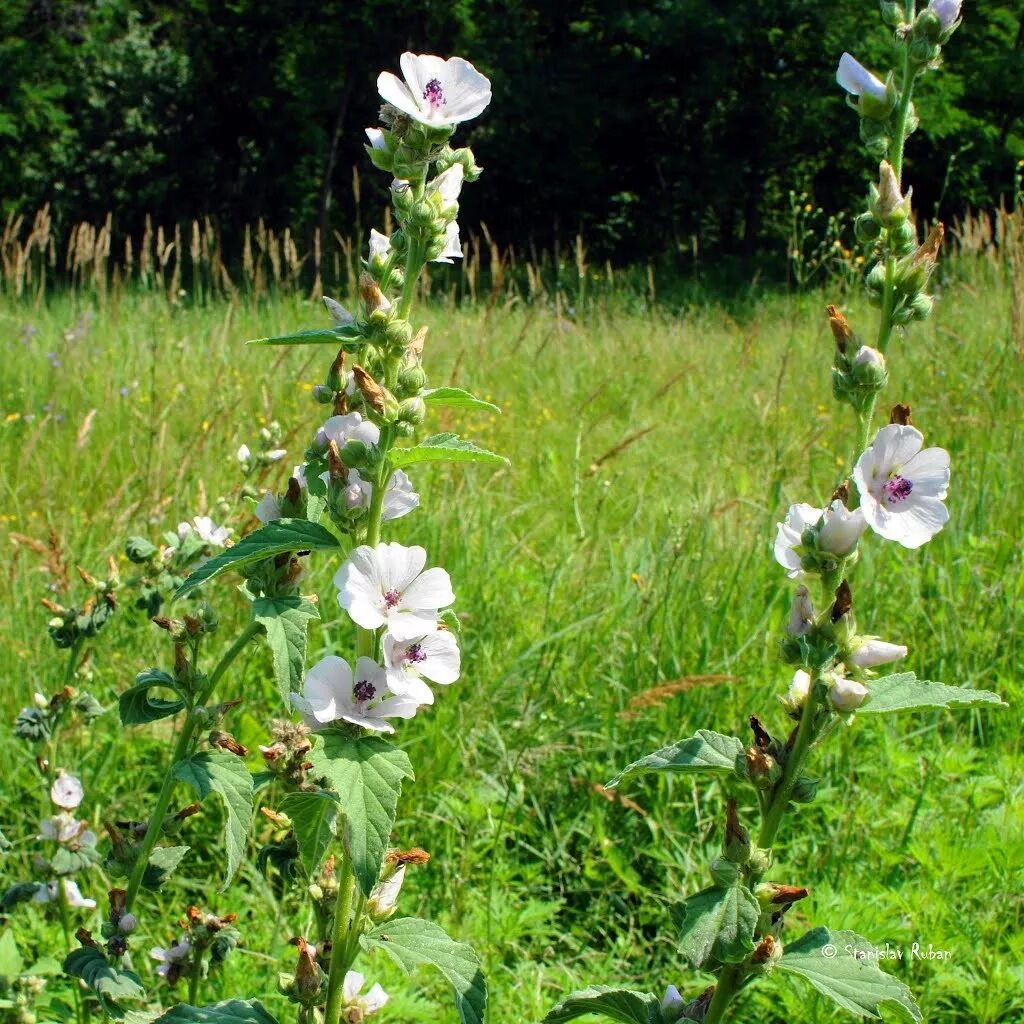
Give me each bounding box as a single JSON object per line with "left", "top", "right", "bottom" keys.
{"left": 173, "top": 520, "right": 341, "bottom": 599}
{"left": 63, "top": 948, "right": 144, "bottom": 1018}
{"left": 141, "top": 846, "right": 190, "bottom": 891}
{"left": 247, "top": 325, "right": 364, "bottom": 347}
{"left": 279, "top": 791, "right": 339, "bottom": 878}
{"left": 677, "top": 885, "right": 760, "bottom": 969}
{"left": 172, "top": 753, "right": 254, "bottom": 888}
{"left": 606, "top": 730, "right": 746, "bottom": 788}
{"left": 0, "top": 929, "right": 24, "bottom": 979}
{"left": 777, "top": 928, "right": 923, "bottom": 1022}
{"left": 119, "top": 669, "right": 186, "bottom": 726}
{"left": 253, "top": 596, "right": 320, "bottom": 706}
{"left": 542, "top": 986, "right": 663, "bottom": 1024}
{"left": 149, "top": 1000, "right": 280, "bottom": 1024}
{"left": 421, "top": 387, "right": 501, "bottom": 415}
{"left": 858, "top": 672, "right": 1007, "bottom": 715}
{"left": 365, "top": 917, "right": 486, "bottom": 1024}
{"left": 307, "top": 733, "right": 413, "bottom": 896}
{"left": 389, "top": 432, "right": 508, "bottom": 469}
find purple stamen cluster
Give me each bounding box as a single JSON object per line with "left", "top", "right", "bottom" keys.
{"left": 383, "top": 588, "right": 402, "bottom": 609}
{"left": 353, "top": 680, "right": 376, "bottom": 703}
{"left": 423, "top": 78, "right": 445, "bottom": 109}
{"left": 406, "top": 643, "right": 427, "bottom": 664}
{"left": 883, "top": 475, "right": 913, "bottom": 503}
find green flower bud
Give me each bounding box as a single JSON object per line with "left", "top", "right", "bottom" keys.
{"left": 384, "top": 319, "right": 414, "bottom": 348}
{"left": 908, "top": 292, "right": 934, "bottom": 320}
{"left": 790, "top": 776, "right": 820, "bottom": 803}
{"left": 880, "top": 0, "right": 904, "bottom": 26}
{"left": 126, "top": 536, "right": 157, "bottom": 563}
{"left": 889, "top": 219, "right": 917, "bottom": 255}
{"left": 854, "top": 211, "right": 881, "bottom": 243}
{"left": 865, "top": 261, "right": 888, "bottom": 295}
{"left": 913, "top": 8, "right": 944, "bottom": 44}
{"left": 397, "top": 362, "right": 427, "bottom": 396}
{"left": 709, "top": 856, "right": 741, "bottom": 888}
{"left": 312, "top": 384, "right": 335, "bottom": 405}
{"left": 896, "top": 260, "right": 927, "bottom": 296}
{"left": 397, "top": 397, "right": 427, "bottom": 427}
{"left": 746, "top": 847, "right": 772, "bottom": 875}
{"left": 909, "top": 35, "right": 941, "bottom": 65}
{"left": 410, "top": 199, "right": 437, "bottom": 230}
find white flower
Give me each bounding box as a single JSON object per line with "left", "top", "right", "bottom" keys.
{"left": 847, "top": 637, "right": 908, "bottom": 668}
{"left": 377, "top": 53, "right": 491, "bottom": 127}
{"left": 429, "top": 164, "right": 465, "bottom": 211}
{"left": 774, "top": 503, "right": 821, "bottom": 578}
{"left": 336, "top": 543, "right": 455, "bottom": 640}
{"left": 836, "top": 53, "right": 888, "bottom": 104}
{"left": 787, "top": 586, "right": 815, "bottom": 637}
{"left": 662, "top": 986, "right": 684, "bottom": 1015}
{"left": 781, "top": 670, "right": 812, "bottom": 714}
{"left": 853, "top": 424, "right": 950, "bottom": 548}
{"left": 365, "top": 127, "right": 386, "bottom": 150}
{"left": 255, "top": 492, "right": 282, "bottom": 523}
{"left": 341, "top": 971, "right": 389, "bottom": 1018}
{"left": 929, "top": 0, "right": 962, "bottom": 32}
{"left": 854, "top": 345, "right": 886, "bottom": 369}
{"left": 347, "top": 468, "right": 420, "bottom": 522}
{"left": 151, "top": 937, "right": 192, "bottom": 978}
{"left": 383, "top": 630, "right": 460, "bottom": 703}
{"left": 179, "top": 516, "right": 232, "bottom": 547}
{"left": 369, "top": 229, "right": 391, "bottom": 262}
{"left": 290, "top": 655, "right": 419, "bottom": 734}
{"left": 236, "top": 444, "right": 251, "bottom": 464}
{"left": 51, "top": 772, "right": 84, "bottom": 810}
{"left": 40, "top": 812, "right": 96, "bottom": 848}
{"left": 33, "top": 879, "right": 96, "bottom": 909}
{"left": 817, "top": 500, "right": 866, "bottom": 557}
{"left": 829, "top": 676, "right": 869, "bottom": 713}
{"left": 266, "top": 448, "right": 287, "bottom": 462}
{"left": 367, "top": 865, "right": 405, "bottom": 919}
{"left": 433, "top": 221, "right": 463, "bottom": 264}
{"left": 323, "top": 296, "right": 355, "bottom": 327}
{"left": 317, "top": 412, "right": 381, "bottom": 450}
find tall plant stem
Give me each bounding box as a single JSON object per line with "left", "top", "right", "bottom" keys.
{"left": 322, "top": 856, "right": 358, "bottom": 1024}
{"left": 703, "top": 682, "right": 822, "bottom": 1024}
{"left": 124, "top": 620, "right": 260, "bottom": 910}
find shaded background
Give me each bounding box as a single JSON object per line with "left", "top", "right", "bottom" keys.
{"left": 2, "top": 0, "right": 1022, "bottom": 272}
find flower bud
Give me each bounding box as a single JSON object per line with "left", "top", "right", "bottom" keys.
{"left": 790, "top": 776, "right": 820, "bottom": 803}
{"left": 818, "top": 500, "right": 866, "bottom": 558}
{"left": 384, "top": 319, "right": 413, "bottom": 349}
{"left": 359, "top": 273, "right": 392, "bottom": 316}
{"left": 746, "top": 747, "right": 783, "bottom": 787}
{"left": 875, "top": 161, "right": 912, "bottom": 227}
{"left": 787, "top": 587, "right": 815, "bottom": 638}
{"left": 908, "top": 293, "right": 934, "bottom": 321}
{"left": 709, "top": 856, "right": 741, "bottom": 887}
{"left": 397, "top": 397, "right": 426, "bottom": 427}
{"left": 779, "top": 670, "right": 811, "bottom": 716}
{"left": 367, "top": 865, "right": 405, "bottom": 921}
{"left": 118, "top": 913, "right": 138, "bottom": 934}
{"left": 829, "top": 676, "right": 869, "bottom": 713}
{"left": 723, "top": 800, "right": 751, "bottom": 864}
{"left": 312, "top": 384, "right": 335, "bottom": 405}
{"left": 854, "top": 211, "right": 881, "bottom": 243}
{"left": 750, "top": 934, "right": 783, "bottom": 971}
{"left": 880, "top": 0, "right": 904, "bottom": 26}
{"left": 846, "top": 637, "right": 907, "bottom": 669}
{"left": 865, "top": 261, "right": 888, "bottom": 294}
{"left": 754, "top": 883, "right": 809, "bottom": 909}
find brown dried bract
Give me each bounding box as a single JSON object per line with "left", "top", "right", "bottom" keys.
{"left": 826, "top": 305, "right": 854, "bottom": 354}
{"left": 831, "top": 580, "right": 853, "bottom": 622}
{"left": 890, "top": 402, "right": 913, "bottom": 426}
{"left": 387, "top": 847, "right": 432, "bottom": 867}
{"left": 353, "top": 365, "right": 386, "bottom": 416}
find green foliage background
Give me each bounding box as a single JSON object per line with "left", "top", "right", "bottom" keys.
{"left": 2, "top": 0, "right": 1022, "bottom": 262}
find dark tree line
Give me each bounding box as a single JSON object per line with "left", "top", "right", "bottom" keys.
{"left": 2, "top": 0, "right": 1022, "bottom": 265}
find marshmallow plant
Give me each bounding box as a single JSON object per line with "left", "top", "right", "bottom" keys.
{"left": 546, "top": 6, "right": 1005, "bottom": 1024}
{"left": 38, "top": 51, "right": 501, "bottom": 1024}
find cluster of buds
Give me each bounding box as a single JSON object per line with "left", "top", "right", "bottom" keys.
{"left": 99, "top": 889, "right": 138, "bottom": 957}
{"left": 279, "top": 936, "right": 326, "bottom": 1007}
{"left": 259, "top": 719, "right": 313, "bottom": 789}
{"left": 15, "top": 686, "right": 103, "bottom": 746}
{"left": 237, "top": 421, "right": 287, "bottom": 478}
{"left": 42, "top": 561, "right": 119, "bottom": 650}
{"left": 151, "top": 907, "right": 239, "bottom": 987}
{"left": 887, "top": 0, "right": 964, "bottom": 65}
{"left": 828, "top": 307, "right": 888, "bottom": 413}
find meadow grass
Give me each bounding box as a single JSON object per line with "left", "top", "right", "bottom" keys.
{"left": 0, "top": 255, "right": 1021, "bottom": 1023}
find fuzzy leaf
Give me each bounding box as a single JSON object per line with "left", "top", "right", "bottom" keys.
{"left": 858, "top": 673, "right": 1007, "bottom": 715}
{"left": 172, "top": 753, "right": 254, "bottom": 887}
{"left": 421, "top": 387, "right": 501, "bottom": 414}
{"left": 677, "top": 885, "right": 760, "bottom": 969}
{"left": 365, "top": 917, "right": 486, "bottom": 1024}
{"left": 141, "top": 846, "right": 190, "bottom": 891}
{"left": 63, "top": 948, "right": 144, "bottom": 1018}
{"left": 253, "top": 596, "right": 320, "bottom": 706}
{"left": 247, "top": 324, "right": 364, "bottom": 347}
{"left": 174, "top": 520, "right": 341, "bottom": 598}
{"left": 777, "top": 928, "right": 923, "bottom": 1022}
{"left": 119, "top": 669, "right": 186, "bottom": 726}
{"left": 606, "top": 730, "right": 746, "bottom": 788}
{"left": 542, "top": 986, "right": 663, "bottom": 1024}
{"left": 307, "top": 733, "right": 413, "bottom": 896}
{"left": 388, "top": 432, "right": 508, "bottom": 469}
{"left": 280, "top": 791, "right": 339, "bottom": 878}
{"left": 149, "top": 999, "right": 281, "bottom": 1024}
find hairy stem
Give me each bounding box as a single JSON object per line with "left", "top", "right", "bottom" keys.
{"left": 322, "top": 856, "right": 358, "bottom": 1024}
{"left": 124, "top": 620, "right": 260, "bottom": 910}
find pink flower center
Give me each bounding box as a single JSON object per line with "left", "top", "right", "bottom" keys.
{"left": 883, "top": 474, "right": 913, "bottom": 503}
{"left": 353, "top": 679, "right": 376, "bottom": 703}
{"left": 423, "top": 78, "right": 445, "bottom": 109}
{"left": 406, "top": 643, "right": 427, "bottom": 665}
{"left": 383, "top": 588, "right": 402, "bottom": 609}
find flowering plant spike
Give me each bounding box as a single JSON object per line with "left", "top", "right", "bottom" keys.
{"left": 3, "top": 51, "right": 500, "bottom": 1024}
{"left": 545, "top": 5, "right": 1004, "bottom": 1024}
